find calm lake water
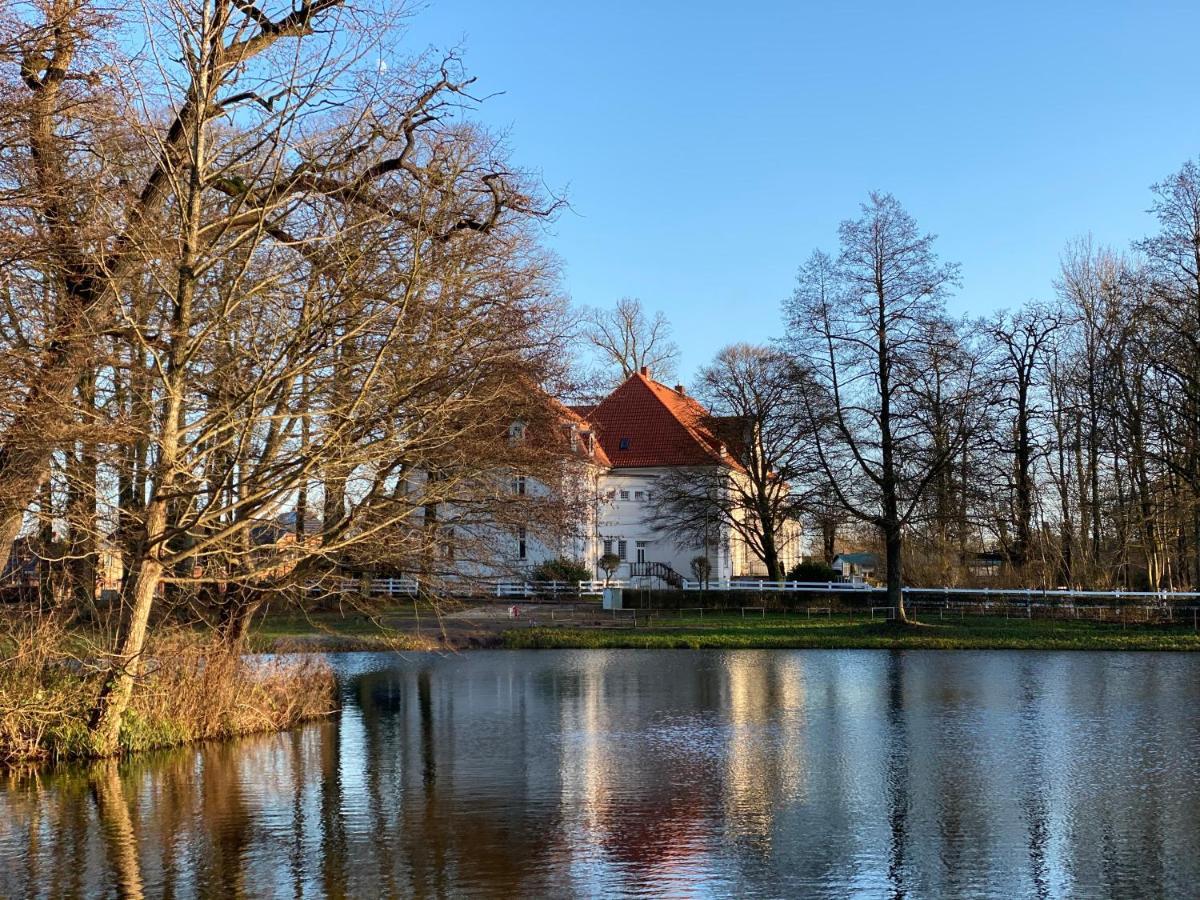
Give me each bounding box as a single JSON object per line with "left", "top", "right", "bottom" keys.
{"left": 3, "top": 649, "right": 1200, "bottom": 898}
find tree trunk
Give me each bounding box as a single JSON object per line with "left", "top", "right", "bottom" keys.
{"left": 884, "top": 521, "right": 906, "bottom": 623}
{"left": 87, "top": 514, "right": 164, "bottom": 756}
{"left": 1013, "top": 392, "right": 1033, "bottom": 573}
{"left": 88, "top": 4, "right": 211, "bottom": 751}
{"left": 220, "top": 585, "right": 266, "bottom": 646}
{"left": 822, "top": 517, "right": 837, "bottom": 565}
{"left": 762, "top": 531, "right": 782, "bottom": 581}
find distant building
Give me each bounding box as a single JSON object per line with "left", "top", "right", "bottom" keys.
{"left": 1, "top": 536, "right": 124, "bottom": 597}
{"left": 965, "top": 551, "right": 1006, "bottom": 580}
{"left": 508, "top": 367, "right": 802, "bottom": 586}
{"left": 831, "top": 551, "right": 878, "bottom": 583}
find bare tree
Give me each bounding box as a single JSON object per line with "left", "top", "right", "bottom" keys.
{"left": 784, "top": 193, "right": 982, "bottom": 621}
{"left": 1135, "top": 159, "right": 1200, "bottom": 589}
{"left": 904, "top": 317, "right": 994, "bottom": 586}
{"left": 985, "top": 303, "right": 1064, "bottom": 576}
{"left": 652, "top": 344, "right": 808, "bottom": 580}
{"left": 579, "top": 297, "right": 679, "bottom": 391}
{"left": 0, "top": 0, "right": 570, "bottom": 754}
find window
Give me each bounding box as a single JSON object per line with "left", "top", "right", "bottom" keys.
{"left": 618, "top": 437, "right": 631, "bottom": 450}
{"left": 512, "top": 475, "right": 526, "bottom": 496}
{"left": 508, "top": 421, "right": 526, "bottom": 443}
{"left": 517, "top": 527, "right": 527, "bottom": 560}
{"left": 603, "top": 538, "right": 613, "bottom": 556}
{"left": 644, "top": 491, "right": 654, "bottom": 503}
{"left": 617, "top": 539, "right": 627, "bottom": 560}
{"left": 619, "top": 490, "right": 630, "bottom": 501}
{"left": 634, "top": 490, "right": 644, "bottom": 502}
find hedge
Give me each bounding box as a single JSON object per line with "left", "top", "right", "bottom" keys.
{"left": 616, "top": 588, "right": 879, "bottom": 611}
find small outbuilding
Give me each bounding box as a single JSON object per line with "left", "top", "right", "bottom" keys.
{"left": 831, "top": 551, "right": 878, "bottom": 583}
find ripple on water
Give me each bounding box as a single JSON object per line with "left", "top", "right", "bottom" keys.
{"left": 2, "top": 649, "right": 1200, "bottom": 898}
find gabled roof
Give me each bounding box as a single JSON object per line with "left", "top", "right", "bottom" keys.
{"left": 833, "top": 551, "right": 878, "bottom": 569}
{"left": 555, "top": 400, "right": 612, "bottom": 467}
{"left": 511, "top": 385, "right": 611, "bottom": 467}
{"left": 586, "top": 369, "right": 745, "bottom": 471}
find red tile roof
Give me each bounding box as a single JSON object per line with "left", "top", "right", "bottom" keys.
{"left": 585, "top": 370, "right": 745, "bottom": 471}
{"left": 511, "top": 388, "right": 612, "bottom": 467}
{"left": 557, "top": 401, "right": 612, "bottom": 466}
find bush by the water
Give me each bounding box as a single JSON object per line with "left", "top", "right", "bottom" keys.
{"left": 0, "top": 611, "right": 336, "bottom": 768}
{"left": 618, "top": 587, "right": 873, "bottom": 611}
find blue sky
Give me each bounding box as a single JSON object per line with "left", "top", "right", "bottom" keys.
{"left": 403, "top": 1, "right": 1200, "bottom": 379}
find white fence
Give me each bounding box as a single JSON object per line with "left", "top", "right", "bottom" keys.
{"left": 902, "top": 586, "right": 1200, "bottom": 601}
{"left": 496, "top": 580, "right": 628, "bottom": 598}
{"left": 681, "top": 581, "right": 1200, "bottom": 602}
{"left": 682, "top": 580, "right": 872, "bottom": 593}
{"left": 329, "top": 577, "right": 631, "bottom": 600}
{"left": 332, "top": 575, "right": 1200, "bottom": 606}
{"left": 338, "top": 577, "right": 419, "bottom": 597}
{"left": 578, "top": 579, "right": 628, "bottom": 593}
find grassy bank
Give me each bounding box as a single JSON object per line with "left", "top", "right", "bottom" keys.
{"left": 1, "top": 616, "right": 337, "bottom": 769}
{"left": 502, "top": 613, "right": 1200, "bottom": 651}
{"left": 249, "top": 607, "right": 441, "bottom": 652}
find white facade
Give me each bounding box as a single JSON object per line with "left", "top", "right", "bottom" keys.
{"left": 476, "top": 462, "right": 802, "bottom": 585}
{"left": 590, "top": 467, "right": 802, "bottom": 585}
{"left": 455, "top": 461, "right": 608, "bottom": 580}
{"left": 430, "top": 462, "right": 802, "bottom": 586}
{"left": 594, "top": 467, "right": 729, "bottom": 583}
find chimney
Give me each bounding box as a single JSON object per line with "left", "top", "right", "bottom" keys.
{"left": 674, "top": 384, "right": 685, "bottom": 395}
{"left": 638, "top": 366, "right": 649, "bottom": 378}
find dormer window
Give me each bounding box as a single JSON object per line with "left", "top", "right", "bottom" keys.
{"left": 618, "top": 437, "right": 631, "bottom": 450}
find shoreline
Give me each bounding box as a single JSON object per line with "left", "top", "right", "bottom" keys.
{"left": 252, "top": 610, "right": 1200, "bottom": 654}
{"left": 11, "top": 615, "right": 1196, "bottom": 773}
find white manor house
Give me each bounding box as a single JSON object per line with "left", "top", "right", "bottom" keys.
{"left": 501, "top": 367, "right": 802, "bottom": 586}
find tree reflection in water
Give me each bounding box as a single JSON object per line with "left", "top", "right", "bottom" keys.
{"left": 3, "top": 650, "right": 1200, "bottom": 898}
{"left": 89, "top": 760, "right": 143, "bottom": 900}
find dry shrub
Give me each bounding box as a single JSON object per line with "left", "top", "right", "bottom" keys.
{"left": 121, "top": 635, "right": 337, "bottom": 752}
{"left": 1, "top": 610, "right": 337, "bottom": 767}
{"left": 0, "top": 611, "right": 94, "bottom": 766}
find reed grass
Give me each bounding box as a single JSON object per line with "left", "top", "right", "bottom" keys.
{"left": 1, "top": 611, "right": 336, "bottom": 768}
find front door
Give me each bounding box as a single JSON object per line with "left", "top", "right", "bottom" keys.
{"left": 636, "top": 541, "right": 647, "bottom": 564}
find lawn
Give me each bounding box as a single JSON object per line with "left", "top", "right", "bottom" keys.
{"left": 249, "top": 605, "right": 442, "bottom": 652}
{"left": 501, "top": 612, "right": 1200, "bottom": 651}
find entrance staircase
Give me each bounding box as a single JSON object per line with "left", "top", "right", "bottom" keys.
{"left": 629, "top": 561, "right": 684, "bottom": 589}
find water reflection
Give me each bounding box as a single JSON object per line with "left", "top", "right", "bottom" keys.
{"left": 3, "top": 650, "right": 1200, "bottom": 898}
